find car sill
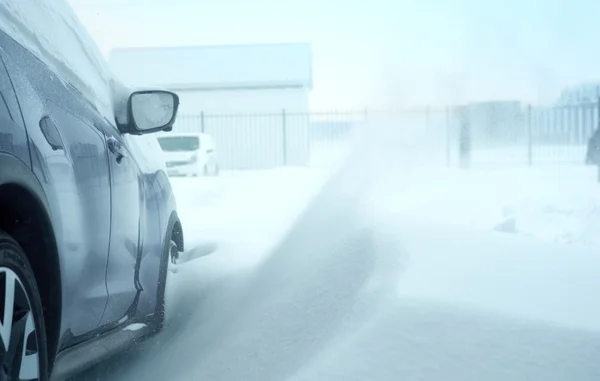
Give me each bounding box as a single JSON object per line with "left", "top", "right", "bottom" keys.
{"left": 49, "top": 322, "right": 156, "bottom": 381}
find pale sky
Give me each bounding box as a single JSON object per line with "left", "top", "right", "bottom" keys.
{"left": 68, "top": 0, "right": 600, "bottom": 109}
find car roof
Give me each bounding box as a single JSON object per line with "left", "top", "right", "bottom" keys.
{"left": 0, "top": 0, "right": 125, "bottom": 121}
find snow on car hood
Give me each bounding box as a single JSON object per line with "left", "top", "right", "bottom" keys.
{"left": 0, "top": 0, "right": 128, "bottom": 121}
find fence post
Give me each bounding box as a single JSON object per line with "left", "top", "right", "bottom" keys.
{"left": 597, "top": 97, "right": 600, "bottom": 130}
{"left": 527, "top": 104, "right": 532, "bottom": 166}
{"left": 446, "top": 106, "right": 451, "bottom": 167}
{"left": 458, "top": 106, "right": 471, "bottom": 169}
{"left": 200, "top": 111, "right": 205, "bottom": 133}
{"left": 282, "top": 109, "right": 287, "bottom": 166}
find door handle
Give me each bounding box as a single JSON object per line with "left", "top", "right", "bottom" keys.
{"left": 39, "top": 116, "right": 63, "bottom": 150}
{"left": 107, "top": 136, "right": 125, "bottom": 163}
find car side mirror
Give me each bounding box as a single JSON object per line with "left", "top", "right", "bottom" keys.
{"left": 127, "top": 90, "right": 179, "bottom": 135}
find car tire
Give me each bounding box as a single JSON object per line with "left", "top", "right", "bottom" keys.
{"left": 0, "top": 231, "right": 49, "bottom": 381}
{"left": 204, "top": 164, "right": 219, "bottom": 177}
{"left": 152, "top": 231, "right": 178, "bottom": 331}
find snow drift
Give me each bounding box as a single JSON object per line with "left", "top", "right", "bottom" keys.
{"left": 81, "top": 159, "right": 600, "bottom": 380}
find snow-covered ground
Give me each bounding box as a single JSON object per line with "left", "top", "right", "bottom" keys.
{"left": 79, "top": 161, "right": 600, "bottom": 380}
{"left": 368, "top": 165, "right": 600, "bottom": 246}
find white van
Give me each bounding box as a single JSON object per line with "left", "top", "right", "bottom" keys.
{"left": 157, "top": 132, "right": 219, "bottom": 177}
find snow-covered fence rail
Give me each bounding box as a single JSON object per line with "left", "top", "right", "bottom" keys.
{"left": 171, "top": 103, "right": 597, "bottom": 170}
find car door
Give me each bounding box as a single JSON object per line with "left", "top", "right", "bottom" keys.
{"left": 97, "top": 121, "right": 143, "bottom": 327}
{"left": 0, "top": 52, "right": 28, "bottom": 165}
{"left": 0, "top": 38, "right": 112, "bottom": 346}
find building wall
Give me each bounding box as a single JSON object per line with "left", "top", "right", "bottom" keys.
{"left": 109, "top": 43, "right": 313, "bottom": 169}
{"left": 172, "top": 87, "right": 310, "bottom": 169}
{"left": 174, "top": 87, "right": 309, "bottom": 115}
{"left": 108, "top": 43, "right": 312, "bottom": 90}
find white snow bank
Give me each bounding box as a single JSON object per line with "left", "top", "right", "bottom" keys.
{"left": 169, "top": 167, "right": 332, "bottom": 268}
{"left": 367, "top": 165, "right": 600, "bottom": 246}
{"left": 394, "top": 222, "right": 600, "bottom": 331}
{"left": 0, "top": 0, "right": 126, "bottom": 121}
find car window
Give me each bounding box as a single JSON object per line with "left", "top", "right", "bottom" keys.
{"left": 157, "top": 136, "right": 200, "bottom": 152}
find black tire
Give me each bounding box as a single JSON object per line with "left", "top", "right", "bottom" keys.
{"left": 204, "top": 164, "right": 219, "bottom": 177}
{"left": 153, "top": 233, "right": 177, "bottom": 331}
{"left": 0, "top": 231, "right": 49, "bottom": 381}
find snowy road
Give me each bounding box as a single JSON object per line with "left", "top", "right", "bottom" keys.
{"left": 78, "top": 163, "right": 600, "bottom": 381}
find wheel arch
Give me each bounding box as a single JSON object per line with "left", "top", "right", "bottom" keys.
{"left": 0, "top": 153, "right": 62, "bottom": 370}
{"left": 151, "top": 209, "right": 183, "bottom": 328}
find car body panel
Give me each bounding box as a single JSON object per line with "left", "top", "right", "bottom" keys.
{"left": 0, "top": 25, "right": 182, "bottom": 370}
{"left": 134, "top": 169, "right": 177, "bottom": 319}
{"left": 0, "top": 35, "right": 112, "bottom": 346}
{"left": 0, "top": 49, "right": 29, "bottom": 167}
{"left": 97, "top": 122, "right": 142, "bottom": 327}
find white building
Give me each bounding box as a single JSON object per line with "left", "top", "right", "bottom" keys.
{"left": 108, "top": 43, "right": 312, "bottom": 114}
{"left": 109, "top": 43, "right": 313, "bottom": 169}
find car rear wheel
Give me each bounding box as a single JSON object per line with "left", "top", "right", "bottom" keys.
{"left": 0, "top": 231, "right": 48, "bottom": 381}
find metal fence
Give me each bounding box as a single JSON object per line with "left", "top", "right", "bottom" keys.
{"left": 455, "top": 102, "right": 597, "bottom": 167}
{"left": 172, "top": 103, "right": 598, "bottom": 170}
{"left": 175, "top": 110, "right": 367, "bottom": 169}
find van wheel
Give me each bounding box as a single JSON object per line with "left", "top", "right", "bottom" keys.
{"left": 204, "top": 164, "right": 219, "bottom": 177}
{"left": 0, "top": 231, "right": 49, "bottom": 381}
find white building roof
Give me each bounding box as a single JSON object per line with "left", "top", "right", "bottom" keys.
{"left": 108, "top": 43, "right": 312, "bottom": 90}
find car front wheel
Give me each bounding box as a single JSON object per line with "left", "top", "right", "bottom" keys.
{"left": 153, "top": 230, "right": 178, "bottom": 331}
{"left": 0, "top": 231, "right": 49, "bottom": 381}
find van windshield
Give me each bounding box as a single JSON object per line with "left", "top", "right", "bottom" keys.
{"left": 157, "top": 136, "right": 200, "bottom": 152}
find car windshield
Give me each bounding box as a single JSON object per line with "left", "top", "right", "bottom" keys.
{"left": 157, "top": 136, "right": 199, "bottom": 152}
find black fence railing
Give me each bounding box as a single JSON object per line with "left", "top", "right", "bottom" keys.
{"left": 172, "top": 110, "right": 366, "bottom": 169}
{"left": 167, "top": 104, "right": 597, "bottom": 170}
